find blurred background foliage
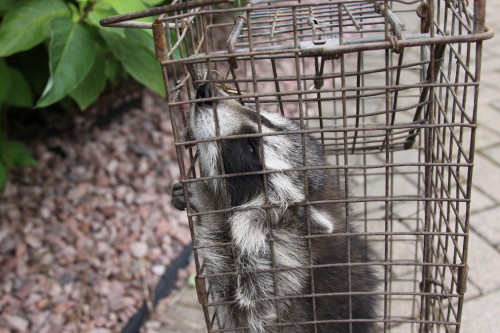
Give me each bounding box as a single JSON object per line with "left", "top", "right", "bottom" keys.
{"left": 0, "top": 0, "right": 172, "bottom": 191}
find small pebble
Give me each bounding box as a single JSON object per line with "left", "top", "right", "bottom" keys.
{"left": 130, "top": 242, "right": 148, "bottom": 258}
{"left": 152, "top": 264, "right": 166, "bottom": 276}
{"left": 2, "top": 314, "right": 29, "bottom": 331}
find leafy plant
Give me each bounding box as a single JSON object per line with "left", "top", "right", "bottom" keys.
{"left": 0, "top": 0, "right": 169, "bottom": 191}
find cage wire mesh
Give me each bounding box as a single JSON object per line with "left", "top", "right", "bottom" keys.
{"left": 102, "top": 0, "right": 492, "bottom": 332}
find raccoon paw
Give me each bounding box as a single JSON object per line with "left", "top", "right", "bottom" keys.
{"left": 171, "top": 182, "right": 187, "bottom": 211}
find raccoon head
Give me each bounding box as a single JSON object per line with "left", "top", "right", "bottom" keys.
{"left": 186, "top": 83, "right": 335, "bottom": 232}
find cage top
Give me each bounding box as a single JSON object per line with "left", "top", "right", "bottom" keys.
{"left": 100, "top": 0, "right": 492, "bottom": 64}
{"left": 223, "top": 1, "right": 408, "bottom": 69}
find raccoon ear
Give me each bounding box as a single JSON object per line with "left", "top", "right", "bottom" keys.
{"left": 196, "top": 83, "right": 212, "bottom": 106}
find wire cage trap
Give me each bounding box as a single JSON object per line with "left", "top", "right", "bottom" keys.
{"left": 102, "top": 0, "right": 492, "bottom": 332}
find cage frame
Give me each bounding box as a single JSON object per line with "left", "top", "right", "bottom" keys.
{"left": 101, "top": 1, "right": 492, "bottom": 332}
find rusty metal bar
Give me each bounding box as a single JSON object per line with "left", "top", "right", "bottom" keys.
{"left": 227, "top": 15, "right": 246, "bottom": 69}
{"left": 161, "top": 29, "right": 492, "bottom": 65}
{"left": 152, "top": 20, "right": 168, "bottom": 62}
{"left": 342, "top": 4, "right": 362, "bottom": 30}
{"left": 474, "top": 0, "right": 487, "bottom": 33}
{"left": 197, "top": 261, "right": 466, "bottom": 280}
{"left": 100, "top": 0, "right": 233, "bottom": 26}
{"left": 404, "top": 43, "right": 447, "bottom": 149}
{"left": 374, "top": 1, "right": 406, "bottom": 39}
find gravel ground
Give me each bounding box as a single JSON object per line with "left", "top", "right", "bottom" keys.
{"left": 0, "top": 86, "right": 194, "bottom": 333}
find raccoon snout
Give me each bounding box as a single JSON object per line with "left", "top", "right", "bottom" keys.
{"left": 196, "top": 83, "right": 213, "bottom": 106}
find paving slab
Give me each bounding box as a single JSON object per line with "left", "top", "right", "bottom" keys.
{"left": 477, "top": 145, "right": 500, "bottom": 167}
{"left": 466, "top": 230, "right": 500, "bottom": 295}
{"left": 468, "top": 153, "right": 500, "bottom": 208}
{"left": 461, "top": 288, "right": 500, "bottom": 333}
{"left": 160, "top": 286, "right": 206, "bottom": 333}
{"left": 469, "top": 206, "right": 500, "bottom": 251}
{"left": 470, "top": 185, "right": 498, "bottom": 213}
{"left": 473, "top": 122, "right": 500, "bottom": 150}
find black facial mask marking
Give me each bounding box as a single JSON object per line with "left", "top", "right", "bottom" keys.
{"left": 221, "top": 125, "right": 263, "bottom": 206}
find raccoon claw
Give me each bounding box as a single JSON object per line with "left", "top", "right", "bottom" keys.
{"left": 171, "top": 182, "right": 186, "bottom": 211}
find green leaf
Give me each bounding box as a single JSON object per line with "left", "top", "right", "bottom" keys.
{"left": 100, "top": 0, "right": 148, "bottom": 15}
{"left": 0, "top": 161, "right": 6, "bottom": 192}
{"left": 76, "top": 0, "right": 89, "bottom": 9}
{"left": 105, "top": 58, "right": 122, "bottom": 84}
{"left": 70, "top": 51, "right": 106, "bottom": 110}
{"left": 0, "top": 0, "right": 16, "bottom": 13}
{"left": 87, "top": 7, "right": 125, "bottom": 37}
{"left": 0, "top": 59, "right": 11, "bottom": 105}
{"left": 5, "top": 67, "right": 33, "bottom": 107}
{"left": 67, "top": 3, "right": 80, "bottom": 22}
{"left": 0, "top": 0, "right": 69, "bottom": 57}
{"left": 100, "top": 0, "right": 155, "bottom": 22}
{"left": 100, "top": 29, "right": 165, "bottom": 96}
{"left": 142, "top": 0, "right": 166, "bottom": 6}
{"left": 8, "top": 44, "right": 50, "bottom": 97}
{"left": 1, "top": 140, "right": 38, "bottom": 167}
{"left": 36, "top": 18, "right": 98, "bottom": 108}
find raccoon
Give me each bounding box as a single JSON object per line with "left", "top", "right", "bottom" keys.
{"left": 172, "top": 83, "right": 378, "bottom": 333}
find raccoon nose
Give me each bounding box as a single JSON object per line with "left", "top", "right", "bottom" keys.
{"left": 196, "top": 83, "right": 212, "bottom": 106}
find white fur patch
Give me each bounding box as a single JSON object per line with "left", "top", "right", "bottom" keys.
{"left": 197, "top": 142, "right": 219, "bottom": 176}
{"left": 310, "top": 207, "right": 335, "bottom": 233}
{"left": 273, "top": 241, "right": 304, "bottom": 269}
{"left": 271, "top": 230, "right": 308, "bottom": 298}
{"left": 190, "top": 104, "right": 241, "bottom": 140}
{"left": 262, "top": 136, "right": 293, "bottom": 170}
{"left": 261, "top": 110, "right": 292, "bottom": 127}
{"left": 230, "top": 211, "right": 268, "bottom": 256}
{"left": 269, "top": 173, "right": 305, "bottom": 205}
{"left": 263, "top": 147, "right": 292, "bottom": 170}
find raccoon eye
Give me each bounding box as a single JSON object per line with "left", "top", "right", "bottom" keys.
{"left": 247, "top": 140, "right": 259, "bottom": 156}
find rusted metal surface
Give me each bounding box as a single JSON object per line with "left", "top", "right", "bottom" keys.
{"left": 226, "top": 15, "right": 246, "bottom": 69}
{"left": 474, "top": 0, "right": 487, "bottom": 33}
{"left": 99, "top": 0, "right": 233, "bottom": 27}
{"left": 100, "top": 1, "right": 492, "bottom": 332}
{"left": 153, "top": 20, "right": 168, "bottom": 62}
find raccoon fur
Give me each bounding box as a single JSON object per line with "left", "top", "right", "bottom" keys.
{"left": 172, "top": 83, "right": 378, "bottom": 333}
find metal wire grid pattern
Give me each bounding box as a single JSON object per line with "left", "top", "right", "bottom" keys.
{"left": 99, "top": 1, "right": 491, "bottom": 332}
{"left": 163, "top": 1, "right": 484, "bottom": 332}
{"left": 227, "top": 2, "right": 399, "bottom": 48}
